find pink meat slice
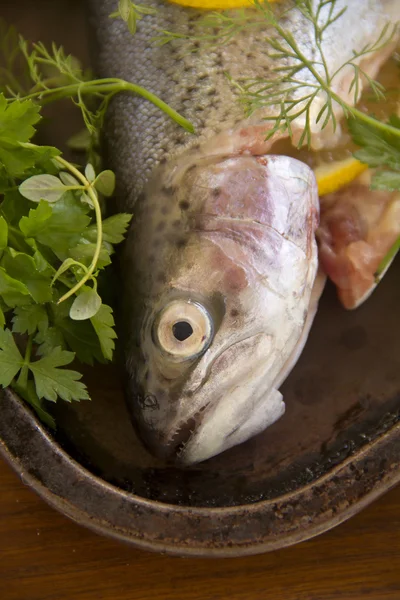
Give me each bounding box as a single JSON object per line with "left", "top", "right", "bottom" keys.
{"left": 317, "top": 171, "right": 400, "bottom": 309}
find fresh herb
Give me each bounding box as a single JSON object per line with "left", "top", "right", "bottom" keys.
{"left": 347, "top": 115, "right": 400, "bottom": 278}
{"left": 110, "top": 0, "right": 157, "bottom": 35}
{"left": 0, "top": 94, "right": 130, "bottom": 425}
{"left": 349, "top": 115, "right": 400, "bottom": 191}
{"left": 0, "top": 22, "right": 193, "bottom": 426}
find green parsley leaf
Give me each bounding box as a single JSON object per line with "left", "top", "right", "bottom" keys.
{"left": 57, "top": 320, "right": 104, "bottom": 365}
{"left": 19, "top": 194, "right": 91, "bottom": 255}
{"left": 35, "top": 324, "right": 65, "bottom": 356}
{"left": 0, "top": 94, "right": 40, "bottom": 142}
{"left": 69, "top": 240, "right": 112, "bottom": 269}
{"left": 0, "top": 139, "right": 41, "bottom": 177}
{"left": 85, "top": 213, "right": 132, "bottom": 244}
{"left": 69, "top": 288, "right": 101, "bottom": 321}
{"left": 1, "top": 250, "right": 53, "bottom": 303}
{"left": 0, "top": 189, "right": 31, "bottom": 226}
{"left": 0, "top": 215, "right": 7, "bottom": 249}
{"left": 0, "top": 306, "right": 5, "bottom": 328}
{"left": 0, "top": 266, "right": 31, "bottom": 307}
{"left": 350, "top": 117, "right": 400, "bottom": 172}
{"left": 19, "top": 174, "right": 68, "bottom": 203}
{"left": 50, "top": 300, "right": 105, "bottom": 365}
{"left": 370, "top": 170, "right": 400, "bottom": 191}
{"left": 93, "top": 170, "right": 115, "bottom": 197}
{"left": 19, "top": 198, "right": 52, "bottom": 236}
{"left": 91, "top": 303, "right": 117, "bottom": 361}
{"left": 17, "top": 143, "right": 60, "bottom": 175}
{"left": 28, "top": 346, "right": 90, "bottom": 403}
{"left": 0, "top": 327, "right": 24, "bottom": 386}
{"left": 12, "top": 304, "right": 48, "bottom": 335}
{"left": 0, "top": 96, "right": 57, "bottom": 178}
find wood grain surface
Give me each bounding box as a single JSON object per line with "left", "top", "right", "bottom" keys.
{"left": 0, "top": 458, "right": 399, "bottom": 600}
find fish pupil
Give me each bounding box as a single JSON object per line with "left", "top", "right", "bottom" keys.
{"left": 172, "top": 321, "right": 193, "bottom": 342}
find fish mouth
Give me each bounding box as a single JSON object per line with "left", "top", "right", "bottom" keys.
{"left": 134, "top": 334, "right": 263, "bottom": 463}
{"left": 167, "top": 405, "right": 211, "bottom": 461}
{"left": 170, "top": 355, "right": 283, "bottom": 465}
{"left": 160, "top": 333, "right": 266, "bottom": 462}
{"left": 134, "top": 404, "right": 210, "bottom": 463}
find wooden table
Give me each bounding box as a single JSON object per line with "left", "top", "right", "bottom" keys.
{"left": 1, "top": 457, "right": 399, "bottom": 600}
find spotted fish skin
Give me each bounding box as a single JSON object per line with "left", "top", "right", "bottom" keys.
{"left": 120, "top": 154, "right": 320, "bottom": 464}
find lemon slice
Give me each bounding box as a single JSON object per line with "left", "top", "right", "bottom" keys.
{"left": 166, "top": 0, "right": 278, "bottom": 10}
{"left": 314, "top": 157, "right": 368, "bottom": 196}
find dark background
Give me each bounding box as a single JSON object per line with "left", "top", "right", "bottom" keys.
{"left": 0, "top": 2, "right": 399, "bottom": 599}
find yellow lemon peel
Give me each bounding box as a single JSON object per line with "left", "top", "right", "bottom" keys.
{"left": 166, "top": 0, "right": 278, "bottom": 10}
{"left": 314, "top": 157, "right": 368, "bottom": 197}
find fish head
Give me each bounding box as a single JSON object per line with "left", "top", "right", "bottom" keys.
{"left": 123, "top": 155, "right": 320, "bottom": 465}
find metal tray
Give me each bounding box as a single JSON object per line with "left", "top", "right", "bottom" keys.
{"left": 1, "top": 264, "right": 399, "bottom": 556}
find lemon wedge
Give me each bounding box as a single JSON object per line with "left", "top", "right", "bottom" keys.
{"left": 314, "top": 157, "right": 368, "bottom": 197}
{"left": 166, "top": 0, "right": 278, "bottom": 9}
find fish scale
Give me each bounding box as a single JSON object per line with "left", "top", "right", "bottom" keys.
{"left": 89, "top": 0, "right": 243, "bottom": 204}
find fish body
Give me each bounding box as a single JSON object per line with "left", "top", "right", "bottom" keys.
{"left": 88, "top": 0, "right": 400, "bottom": 463}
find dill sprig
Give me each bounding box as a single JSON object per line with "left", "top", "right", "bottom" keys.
{"left": 230, "top": 0, "right": 398, "bottom": 147}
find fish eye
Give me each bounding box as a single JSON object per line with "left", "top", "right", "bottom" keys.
{"left": 154, "top": 300, "right": 213, "bottom": 361}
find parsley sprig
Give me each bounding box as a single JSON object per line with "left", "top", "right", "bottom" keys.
{"left": 0, "top": 17, "right": 194, "bottom": 427}
{"left": 0, "top": 95, "right": 132, "bottom": 427}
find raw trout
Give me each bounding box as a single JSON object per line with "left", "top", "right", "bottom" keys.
{"left": 89, "top": 0, "right": 400, "bottom": 463}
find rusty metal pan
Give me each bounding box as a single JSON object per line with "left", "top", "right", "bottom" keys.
{"left": 1, "top": 261, "right": 399, "bottom": 556}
